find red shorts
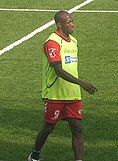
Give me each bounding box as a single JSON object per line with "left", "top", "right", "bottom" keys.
{"left": 44, "top": 100, "right": 83, "bottom": 124}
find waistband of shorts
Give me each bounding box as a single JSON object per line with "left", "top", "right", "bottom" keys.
{"left": 43, "top": 99, "right": 82, "bottom": 104}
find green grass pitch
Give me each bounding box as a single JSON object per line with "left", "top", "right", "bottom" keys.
{"left": 0, "top": 0, "right": 118, "bottom": 161}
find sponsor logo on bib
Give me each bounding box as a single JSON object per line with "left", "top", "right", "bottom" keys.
{"left": 65, "top": 56, "right": 77, "bottom": 64}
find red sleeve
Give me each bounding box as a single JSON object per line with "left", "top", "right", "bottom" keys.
{"left": 44, "top": 40, "right": 61, "bottom": 64}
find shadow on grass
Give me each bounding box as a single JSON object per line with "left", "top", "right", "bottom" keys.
{"left": 0, "top": 98, "right": 117, "bottom": 161}
{"left": 0, "top": 140, "right": 30, "bottom": 161}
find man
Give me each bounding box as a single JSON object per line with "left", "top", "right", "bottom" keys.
{"left": 28, "top": 11, "right": 97, "bottom": 161}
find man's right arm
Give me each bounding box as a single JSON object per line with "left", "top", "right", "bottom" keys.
{"left": 51, "top": 61, "right": 97, "bottom": 95}
{"left": 44, "top": 40, "right": 97, "bottom": 95}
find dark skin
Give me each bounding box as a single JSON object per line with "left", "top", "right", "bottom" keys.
{"left": 34, "top": 11, "right": 97, "bottom": 161}
{"left": 51, "top": 61, "right": 97, "bottom": 95}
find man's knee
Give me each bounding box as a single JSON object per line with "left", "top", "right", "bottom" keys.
{"left": 42, "top": 123, "right": 55, "bottom": 135}
{"left": 68, "top": 118, "right": 83, "bottom": 135}
{"left": 71, "top": 126, "right": 83, "bottom": 135}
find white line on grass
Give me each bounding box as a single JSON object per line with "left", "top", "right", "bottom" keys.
{"left": 0, "top": 8, "right": 118, "bottom": 13}
{"left": 0, "top": 8, "right": 59, "bottom": 12}
{"left": 0, "top": 0, "right": 94, "bottom": 56}
{"left": 76, "top": 10, "right": 118, "bottom": 13}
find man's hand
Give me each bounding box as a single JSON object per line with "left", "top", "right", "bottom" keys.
{"left": 80, "top": 81, "right": 97, "bottom": 95}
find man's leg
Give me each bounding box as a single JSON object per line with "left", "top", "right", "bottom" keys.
{"left": 28, "top": 122, "right": 55, "bottom": 161}
{"left": 67, "top": 118, "right": 83, "bottom": 161}
{"left": 34, "top": 122, "right": 55, "bottom": 151}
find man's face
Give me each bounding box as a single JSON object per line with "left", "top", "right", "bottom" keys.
{"left": 59, "top": 13, "right": 74, "bottom": 35}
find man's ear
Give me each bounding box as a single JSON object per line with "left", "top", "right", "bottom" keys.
{"left": 57, "top": 22, "right": 61, "bottom": 29}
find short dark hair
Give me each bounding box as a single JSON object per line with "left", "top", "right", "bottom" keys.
{"left": 54, "top": 10, "right": 69, "bottom": 24}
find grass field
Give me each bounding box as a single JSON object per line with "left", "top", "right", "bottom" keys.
{"left": 0, "top": 0, "right": 118, "bottom": 161}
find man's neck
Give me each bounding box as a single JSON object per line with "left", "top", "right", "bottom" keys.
{"left": 55, "top": 29, "right": 71, "bottom": 42}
